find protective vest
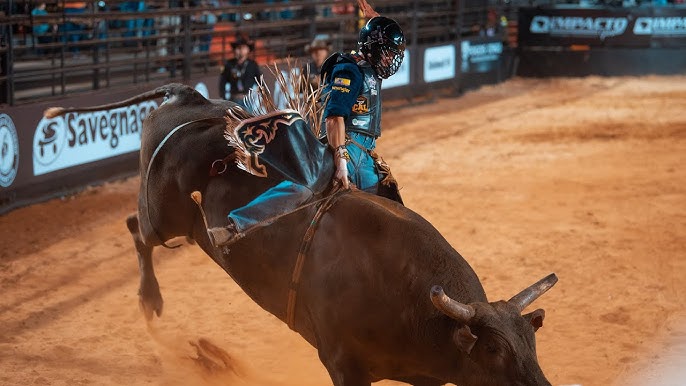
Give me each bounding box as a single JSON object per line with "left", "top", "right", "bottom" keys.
{"left": 321, "top": 53, "right": 382, "bottom": 138}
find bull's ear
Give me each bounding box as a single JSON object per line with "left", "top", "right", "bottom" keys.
{"left": 453, "top": 325, "right": 478, "bottom": 354}
{"left": 523, "top": 309, "right": 546, "bottom": 332}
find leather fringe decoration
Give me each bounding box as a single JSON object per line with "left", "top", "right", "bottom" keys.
{"left": 224, "top": 60, "right": 326, "bottom": 141}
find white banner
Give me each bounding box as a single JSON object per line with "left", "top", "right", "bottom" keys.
{"left": 0, "top": 114, "right": 19, "bottom": 188}
{"left": 423, "top": 45, "right": 456, "bottom": 83}
{"left": 33, "top": 101, "right": 157, "bottom": 176}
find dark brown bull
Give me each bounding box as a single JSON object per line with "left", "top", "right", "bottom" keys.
{"left": 46, "top": 83, "right": 558, "bottom": 386}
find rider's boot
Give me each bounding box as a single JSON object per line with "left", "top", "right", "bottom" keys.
{"left": 207, "top": 219, "right": 241, "bottom": 247}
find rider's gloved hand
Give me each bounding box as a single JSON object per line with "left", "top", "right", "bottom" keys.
{"left": 335, "top": 145, "right": 350, "bottom": 189}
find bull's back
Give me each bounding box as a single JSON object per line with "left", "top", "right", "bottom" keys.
{"left": 316, "top": 191, "right": 481, "bottom": 290}
{"left": 293, "top": 191, "right": 485, "bottom": 375}
{"left": 141, "top": 89, "right": 235, "bottom": 165}
{"left": 301, "top": 191, "right": 485, "bottom": 327}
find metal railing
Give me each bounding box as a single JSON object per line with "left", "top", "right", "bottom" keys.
{"left": 0, "top": 0, "right": 504, "bottom": 106}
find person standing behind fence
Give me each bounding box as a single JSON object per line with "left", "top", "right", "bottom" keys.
{"left": 219, "top": 34, "right": 261, "bottom": 111}
{"left": 192, "top": 0, "right": 218, "bottom": 53}
{"left": 61, "top": 1, "right": 87, "bottom": 56}
{"left": 155, "top": 0, "right": 181, "bottom": 73}
{"left": 301, "top": 36, "right": 332, "bottom": 91}
{"left": 31, "top": 3, "right": 57, "bottom": 55}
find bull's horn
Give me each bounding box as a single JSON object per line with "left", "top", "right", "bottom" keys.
{"left": 430, "top": 285, "right": 475, "bottom": 323}
{"left": 508, "top": 273, "right": 558, "bottom": 312}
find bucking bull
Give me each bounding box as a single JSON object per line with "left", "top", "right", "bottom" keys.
{"left": 45, "top": 83, "right": 558, "bottom": 386}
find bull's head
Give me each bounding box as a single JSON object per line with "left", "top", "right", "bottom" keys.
{"left": 430, "top": 273, "right": 557, "bottom": 386}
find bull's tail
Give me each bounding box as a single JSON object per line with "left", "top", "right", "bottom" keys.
{"left": 43, "top": 84, "right": 175, "bottom": 118}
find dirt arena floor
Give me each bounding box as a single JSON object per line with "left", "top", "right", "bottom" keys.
{"left": 1, "top": 75, "right": 685, "bottom": 386}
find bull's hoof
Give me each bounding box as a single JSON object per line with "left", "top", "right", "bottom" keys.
{"left": 138, "top": 285, "right": 164, "bottom": 320}
{"left": 139, "top": 297, "right": 163, "bottom": 320}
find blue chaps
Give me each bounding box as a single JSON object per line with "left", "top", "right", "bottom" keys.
{"left": 345, "top": 132, "right": 379, "bottom": 193}
{"left": 227, "top": 132, "right": 379, "bottom": 232}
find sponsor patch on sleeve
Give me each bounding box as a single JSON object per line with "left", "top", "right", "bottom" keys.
{"left": 334, "top": 77, "right": 351, "bottom": 86}
{"left": 331, "top": 86, "right": 350, "bottom": 93}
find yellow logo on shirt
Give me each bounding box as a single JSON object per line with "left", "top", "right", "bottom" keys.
{"left": 332, "top": 86, "right": 350, "bottom": 93}
{"left": 334, "top": 77, "right": 351, "bottom": 86}
{"left": 352, "top": 96, "right": 369, "bottom": 113}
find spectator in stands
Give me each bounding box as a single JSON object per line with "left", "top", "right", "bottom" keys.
{"left": 261, "top": 0, "right": 296, "bottom": 21}
{"left": 482, "top": 8, "right": 504, "bottom": 38}
{"left": 192, "top": 0, "right": 218, "bottom": 53}
{"left": 332, "top": 0, "right": 357, "bottom": 33}
{"left": 61, "top": 1, "right": 87, "bottom": 56}
{"left": 90, "top": 1, "right": 110, "bottom": 47}
{"left": 301, "top": 36, "right": 332, "bottom": 91}
{"left": 219, "top": 34, "right": 262, "bottom": 110}
{"left": 221, "top": 0, "right": 241, "bottom": 22}
{"left": 155, "top": 1, "right": 181, "bottom": 72}
{"left": 31, "top": 3, "right": 57, "bottom": 54}
{"left": 120, "top": 0, "right": 152, "bottom": 47}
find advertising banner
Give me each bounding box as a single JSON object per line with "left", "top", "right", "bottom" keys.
{"left": 33, "top": 102, "right": 156, "bottom": 176}
{"left": 424, "top": 45, "right": 456, "bottom": 82}
{"left": 0, "top": 114, "right": 20, "bottom": 189}
{"left": 460, "top": 38, "right": 504, "bottom": 74}
{"left": 519, "top": 6, "right": 686, "bottom": 48}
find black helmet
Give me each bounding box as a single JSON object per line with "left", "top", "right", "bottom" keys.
{"left": 357, "top": 16, "right": 405, "bottom": 79}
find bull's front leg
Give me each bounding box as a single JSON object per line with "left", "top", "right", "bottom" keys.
{"left": 126, "top": 213, "right": 163, "bottom": 320}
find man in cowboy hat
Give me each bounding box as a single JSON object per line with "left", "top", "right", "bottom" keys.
{"left": 219, "top": 34, "right": 262, "bottom": 111}
{"left": 302, "top": 36, "right": 332, "bottom": 91}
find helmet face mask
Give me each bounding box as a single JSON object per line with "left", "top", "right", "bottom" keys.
{"left": 358, "top": 17, "right": 406, "bottom": 79}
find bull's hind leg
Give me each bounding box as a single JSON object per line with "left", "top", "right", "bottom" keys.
{"left": 317, "top": 347, "right": 371, "bottom": 386}
{"left": 404, "top": 377, "right": 444, "bottom": 386}
{"left": 126, "top": 213, "right": 163, "bottom": 320}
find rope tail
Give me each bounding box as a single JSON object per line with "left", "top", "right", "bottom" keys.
{"left": 43, "top": 85, "right": 170, "bottom": 118}
{"left": 190, "top": 191, "right": 212, "bottom": 234}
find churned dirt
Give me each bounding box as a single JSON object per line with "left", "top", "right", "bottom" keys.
{"left": 1, "top": 75, "right": 685, "bottom": 386}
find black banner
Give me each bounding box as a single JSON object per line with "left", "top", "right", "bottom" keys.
{"left": 519, "top": 5, "right": 686, "bottom": 48}
{"left": 460, "top": 37, "right": 504, "bottom": 74}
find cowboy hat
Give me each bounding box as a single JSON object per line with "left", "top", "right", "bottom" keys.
{"left": 305, "top": 37, "right": 332, "bottom": 53}
{"left": 231, "top": 34, "right": 255, "bottom": 51}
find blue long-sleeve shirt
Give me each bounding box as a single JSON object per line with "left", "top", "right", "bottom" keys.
{"left": 323, "top": 62, "right": 363, "bottom": 119}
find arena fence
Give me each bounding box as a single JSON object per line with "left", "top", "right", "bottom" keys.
{"left": 0, "top": 0, "right": 515, "bottom": 213}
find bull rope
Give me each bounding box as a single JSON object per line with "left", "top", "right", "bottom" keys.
{"left": 286, "top": 186, "right": 345, "bottom": 330}
{"left": 145, "top": 117, "right": 224, "bottom": 249}
{"left": 190, "top": 184, "right": 346, "bottom": 330}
